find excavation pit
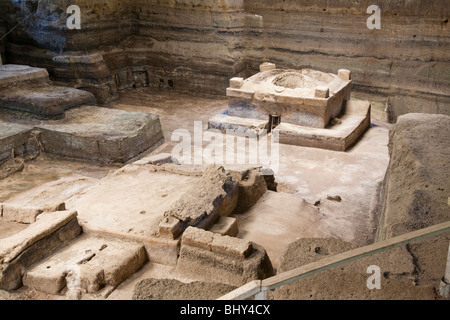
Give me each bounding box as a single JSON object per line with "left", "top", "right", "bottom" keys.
{"left": 0, "top": 89, "right": 392, "bottom": 300}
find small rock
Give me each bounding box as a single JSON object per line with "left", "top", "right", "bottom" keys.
{"left": 327, "top": 195, "right": 342, "bottom": 202}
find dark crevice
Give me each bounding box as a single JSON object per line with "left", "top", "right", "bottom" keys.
{"left": 405, "top": 243, "right": 420, "bottom": 285}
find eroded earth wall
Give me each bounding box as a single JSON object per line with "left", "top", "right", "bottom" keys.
{"left": 376, "top": 113, "right": 450, "bottom": 293}
{"left": 377, "top": 113, "right": 450, "bottom": 240}
{"left": 1, "top": 0, "right": 448, "bottom": 120}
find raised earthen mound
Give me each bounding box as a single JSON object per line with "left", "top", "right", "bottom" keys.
{"left": 164, "top": 165, "right": 237, "bottom": 226}
{"left": 376, "top": 113, "right": 450, "bottom": 294}
{"left": 378, "top": 113, "right": 450, "bottom": 239}
{"left": 272, "top": 238, "right": 439, "bottom": 300}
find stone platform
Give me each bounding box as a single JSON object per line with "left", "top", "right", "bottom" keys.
{"left": 0, "top": 106, "right": 164, "bottom": 164}
{"left": 226, "top": 64, "right": 352, "bottom": 129}
{"left": 208, "top": 64, "right": 371, "bottom": 151}
{"left": 209, "top": 100, "right": 370, "bottom": 151}
{"left": 64, "top": 163, "right": 258, "bottom": 266}
{"left": 274, "top": 100, "right": 371, "bottom": 151}
{"left": 65, "top": 163, "right": 200, "bottom": 266}
{"left": 0, "top": 65, "right": 95, "bottom": 118}
{"left": 35, "top": 106, "right": 164, "bottom": 163}
{"left": 0, "top": 122, "right": 34, "bottom": 164}
{"left": 0, "top": 65, "right": 48, "bottom": 86}
{"left": 23, "top": 234, "right": 147, "bottom": 295}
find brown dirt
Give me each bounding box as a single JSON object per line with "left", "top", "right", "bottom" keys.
{"left": 0, "top": 286, "right": 58, "bottom": 300}
{"left": 133, "top": 278, "right": 236, "bottom": 300}
{"left": 0, "top": 157, "right": 24, "bottom": 180}
{"left": 0, "top": 154, "right": 118, "bottom": 203}
{"left": 271, "top": 238, "right": 442, "bottom": 300}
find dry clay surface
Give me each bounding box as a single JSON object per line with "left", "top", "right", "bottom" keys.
{"left": 65, "top": 165, "right": 198, "bottom": 239}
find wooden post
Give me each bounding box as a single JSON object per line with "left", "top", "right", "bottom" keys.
{"left": 439, "top": 242, "right": 450, "bottom": 298}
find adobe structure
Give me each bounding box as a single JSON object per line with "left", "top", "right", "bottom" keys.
{"left": 0, "top": 0, "right": 449, "bottom": 303}
{"left": 209, "top": 63, "right": 371, "bottom": 151}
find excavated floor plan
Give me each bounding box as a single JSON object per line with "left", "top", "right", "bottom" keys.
{"left": 0, "top": 86, "right": 394, "bottom": 300}
{"left": 0, "top": 0, "right": 449, "bottom": 303}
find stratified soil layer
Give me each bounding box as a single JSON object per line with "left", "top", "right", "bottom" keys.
{"left": 1, "top": 0, "right": 448, "bottom": 117}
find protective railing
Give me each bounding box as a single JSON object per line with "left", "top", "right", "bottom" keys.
{"left": 218, "top": 221, "right": 450, "bottom": 300}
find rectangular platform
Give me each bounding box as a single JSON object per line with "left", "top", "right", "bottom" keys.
{"left": 0, "top": 65, "right": 49, "bottom": 87}
{"left": 0, "top": 105, "right": 165, "bottom": 164}
{"left": 0, "top": 64, "right": 96, "bottom": 118}
{"left": 36, "top": 106, "right": 164, "bottom": 163}
{"left": 0, "top": 121, "right": 33, "bottom": 164}
{"left": 208, "top": 100, "right": 371, "bottom": 151}
{"left": 274, "top": 101, "right": 371, "bottom": 151}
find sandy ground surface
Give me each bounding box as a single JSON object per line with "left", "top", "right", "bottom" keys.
{"left": 0, "top": 155, "right": 119, "bottom": 203}
{"left": 66, "top": 167, "right": 198, "bottom": 239}
{"left": 0, "top": 87, "right": 392, "bottom": 300}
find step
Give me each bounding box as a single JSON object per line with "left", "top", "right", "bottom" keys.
{"left": 0, "top": 121, "right": 33, "bottom": 164}
{"left": 274, "top": 101, "right": 371, "bottom": 151}
{"left": 208, "top": 114, "right": 268, "bottom": 135}
{"left": 0, "top": 85, "right": 96, "bottom": 118}
{"left": 208, "top": 216, "right": 239, "bottom": 237}
{"left": 0, "top": 210, "right": 81, "bottom": 291}
{"left": 23, "top": 234, "right": 147, "bottom": 295}
{"left": 0, "top": 65, "right": 49, "bottom": 87}
{"left": 0, "top": 64, "right": 95, "bottom": 118}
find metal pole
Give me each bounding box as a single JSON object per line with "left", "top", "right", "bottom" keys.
{"left": 254, "top": 288, "right": 268, "bottom": 300}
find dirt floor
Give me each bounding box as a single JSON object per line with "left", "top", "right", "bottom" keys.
{"left": 0, "top": 87, "right": 393, "bottom": 300}
{"left": 0, "top": 155, "right": 119, "bottom": 203}
{"left": 109, "top": 88, "right": 391, "bottom": 247}
{"left": 133, "top": 279, "right": 236, "bottom": 300}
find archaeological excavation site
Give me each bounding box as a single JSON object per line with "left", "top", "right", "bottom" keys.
{"left": 0, "top": 0, "right": 449, "bottom": 303}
